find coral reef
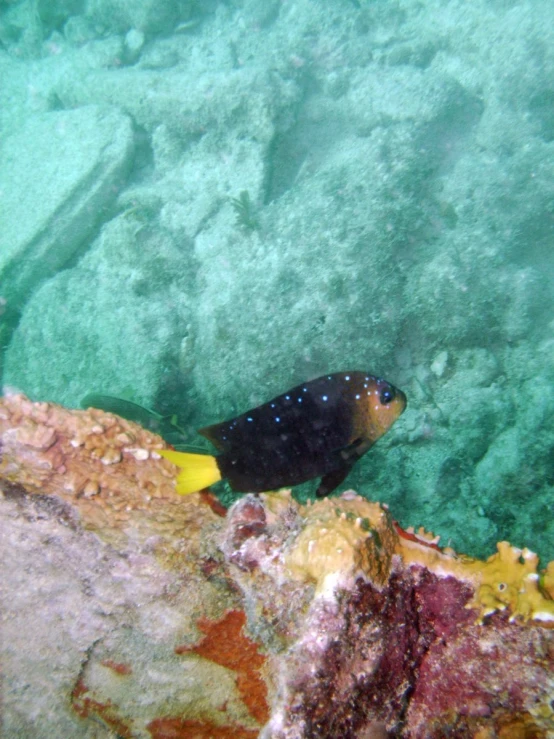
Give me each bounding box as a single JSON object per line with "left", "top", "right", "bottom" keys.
{"left": 0, "top": 391, "right": 182, "bottom": 546}
{"left": 1, "top": 395, "right": 553, "bottom": 737}
{"left": 223, "top": 492, "right": 554, "bottom": 738}
{"left": 0, "top": 393, "right": 261, "bottom": 738}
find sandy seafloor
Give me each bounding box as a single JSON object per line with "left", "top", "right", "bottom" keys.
{"left": 0, "top": 0, "right": 553, "bottom": 562}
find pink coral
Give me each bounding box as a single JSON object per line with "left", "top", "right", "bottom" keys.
{"left": 223, "top": 492, "right": 554, "bottom": 737}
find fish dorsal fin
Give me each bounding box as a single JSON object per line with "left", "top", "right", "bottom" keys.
{"left": 198, "top": 423, "right": 227, "bottom": 451}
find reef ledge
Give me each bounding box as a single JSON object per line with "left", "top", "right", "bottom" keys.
{"left": 1, "top": 394, "right": 553, "bottom": 738}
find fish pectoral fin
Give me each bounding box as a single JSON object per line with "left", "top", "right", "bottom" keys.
{"left": 339, "top": 437, "right": 373, "bottom": 463}
{"left": 316, "top": 438, "right": 374, "bottom": 497}
{"left": 316, "top": 464, "right": 353, "bottom": 498}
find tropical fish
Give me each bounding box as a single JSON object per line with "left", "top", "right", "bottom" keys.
{"left": 80, "top": 393, "right": 199, "bottom": 451}
{"left": 160, "top": 371, "right": 407, "bottom": 498}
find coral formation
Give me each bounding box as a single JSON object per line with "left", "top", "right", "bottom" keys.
{"left": 1, "top": 395, "right": 553, "bottom": 737}
{"left": 0, "top": 391, "right": 185, "bottom": 548}
{"left": 286, "top": 496, "right": 397, "bottom": 594}
{"left": 397, "top": 526, "right": 554, "bottom": 625}
{"left": 222, "top": 493, "right": 554, "bottom": 737}
{"left": 0, "top": 394, "right": 263, "bottom": 738}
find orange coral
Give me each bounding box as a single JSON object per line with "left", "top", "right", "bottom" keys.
{"left": 0, "top": 393, "right": 219, "bottom": 563}
{"left": 176, "top": 610, "right": 269, "bottom": 725}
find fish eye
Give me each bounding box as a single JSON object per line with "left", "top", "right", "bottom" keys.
{"left": 379, "top": 386, "right": 396, "bottom": 405}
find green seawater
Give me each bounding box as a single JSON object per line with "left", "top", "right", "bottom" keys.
{"left": 1, "top": 0, "right": 553, "bottom": 567}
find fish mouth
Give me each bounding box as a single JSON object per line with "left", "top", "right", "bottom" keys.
{"left": 396, "top": 388, "right": 408, "bottom": 413}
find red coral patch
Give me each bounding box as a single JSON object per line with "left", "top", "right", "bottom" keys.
{"left": 71, "top": 678, "right": 132, "bottom": 738}
{"left": 176, "top": 610, "right": 269, "bottom": 725}
{"left": 147, "top": 717, "right": 259, "bottom": 739}
{"left": 100, "top": 659, "right": 133, "bottom": 675}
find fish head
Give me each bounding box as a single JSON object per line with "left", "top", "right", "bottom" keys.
{"left": 361, "top": 377, "right": 407, "bottom": 442}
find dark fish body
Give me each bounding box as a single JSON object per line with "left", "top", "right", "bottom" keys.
{"left": 199, "top": 371, "right": 406, "bottom": 496}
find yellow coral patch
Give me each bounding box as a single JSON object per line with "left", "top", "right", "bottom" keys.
{"left": 464, "top": 542, "right": 554, "bottom": 624}
{"left": 279, "top": 488, "right": 554, "bottom": 624}
{"left": 285, "top": 494, "right": 397, "bottom": 595}
{"left": 398, "top": 535, "right": 554, "bottom": 625}
{"left": 543, "top": 561, "right": 554, "bottom": 600}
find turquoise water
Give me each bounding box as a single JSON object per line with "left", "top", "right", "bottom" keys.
{"left": 0, "top": 0, "right": 553, "bottom": 563}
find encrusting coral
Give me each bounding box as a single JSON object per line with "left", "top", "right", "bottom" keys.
{"left": 395, "top": 522, "right": 554, "bottom": 625}
{"left": 283, "top": 493, "right": 554, "bottom": 625}
{"left": 223, "top": 492, "right": 554, "bottom": 737}
{"left": 286, "top": 495, "right": 398, "bottom": 594}
{"left": 0, "top": 391, "right": 221, "bottom": 554}
{"left": 1, "top": 393, "right": 553, "bottom": 738}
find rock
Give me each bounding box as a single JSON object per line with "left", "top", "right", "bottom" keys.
{"left": 123, "top": 28, "right": 145, "bottom": 65}
{"left": 85, "top": 0, "right": 179, "bottom": 35}
{"left": 3, "top": 213, "right": 193, "bottom": 410}
{"left": 1, "top": 395, "right": 552, "bottom": 737}
{"left": 0, "top": 106, "right": 134, "bottom": 311}
{"left": 0, "top": 393, "right": 255, "bottom": 738}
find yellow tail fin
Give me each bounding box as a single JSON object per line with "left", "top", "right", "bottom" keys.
{"left": 159, "top": 450, "right": 222, "bottom": 495}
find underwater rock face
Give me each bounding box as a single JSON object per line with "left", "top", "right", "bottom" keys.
{"left": 1, "top": 396, "right": 553, "bottom": 737}
{"left": 223, "top": 494, "right": 554, "bottom": 738}
{"left": 85, "top": 0, "right": 179, "bottom": 35}
{"left": 0, "top": 106, "right": 134, "bottom": 311}
{"left": 3, "top": 213, "right": 193, "bottom": 408}
{"left": 0, "top": 393, "right": 258, "bottom": 738}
